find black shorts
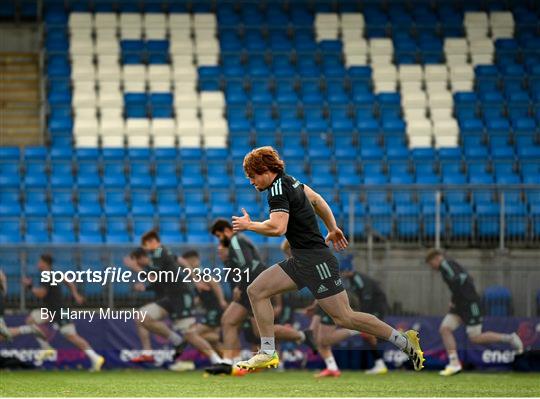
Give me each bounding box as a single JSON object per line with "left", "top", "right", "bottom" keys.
{"left": 156, "top": 293, "right": 194, "bottom": 320}
{"left": 201, "top": 308, "right": 223, "bottom": 328}
{"left": 450, "top": 301, "right": 483, "bottom": 327}
{"left": 278, "top": 252, "right": 344, "bottom": 300}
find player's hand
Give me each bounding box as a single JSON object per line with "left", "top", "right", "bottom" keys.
{"left": 22, "top": 277, "right": 32, "bottom": 287}
{"left": 232, "top": 287, "right": 242, "bottom": 302}
{"left": 232, "top": 208, "right": 251, "bottom": 232}
{"left": 133, "top": 282, "right": 146, "bottom": 292}
{"left": 325, "top": 228, "right": 349, "bottom": 251}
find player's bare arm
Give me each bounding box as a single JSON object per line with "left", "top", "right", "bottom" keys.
{"left": 232, "top": 208, "right": 289, "bottom": 236}
{"left": 303, "top": 185, "right": 348, "bottom": 251}
{"left": 65, "top": 281, "right": 84, "bottom": 305}
{"left": 209, "top": 280, "right": 228, "bottom": 309}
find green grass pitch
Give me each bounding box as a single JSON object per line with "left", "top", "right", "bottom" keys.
{"left": 1, "top": 370, "right": 539, "bottom": 397}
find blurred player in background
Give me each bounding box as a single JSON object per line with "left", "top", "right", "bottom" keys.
{"left": 137, "top": 230, "right": 224, "bottom": 368}
{"left": 0, "top": 269, "right": 46, "bottom": 342}
{"left": 310, "top": 258, "right": 389, "bottom": 378}
{"left": 22, "top": 254, "right": 104, "bottom": 371}
{"left": 123, "top": 247, "right": 155, "bottom": 362}
{"left": 425, "top": 249, "right": 524, "bottom": 376}
{"left": 205, "top": 220, "right": 316, "bottom": 376}
{"left": 232, "top": 147, "right": 424, "bottom": 372}
{"left": 180, "top": 249, "right": 227, "bottom": 356}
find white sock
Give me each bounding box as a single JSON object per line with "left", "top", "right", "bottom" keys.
{"left": 448, "top": 351, "right": 460, "bottom": 366}
{"left": 221, "top": 358, "right": 233, "bottom": 365}
{"left": 18, "top": 325, "right": 34, "bottom": 335}
{"left": 168, "top": 331, "right": 183, "bottom": 346}
{"left": 500, "top": 334, "right": 512, "bottom": 343}
{"left": 36, "top": 337, "right": 53, "bottom": 350}
{"left": 260, "top": 336, "right": 275, "bottom": 355}
{"left": 209, "top": 351, "right": 222, "bottom": 364}
{"left": 324, "top": 355, "right": 338, "bottom": 371}
{"left": 84, "top": 349, "right": 100, "bottom": 363}
{"left": 388, "top": 329, "right": 408, "bottom": 351}
{"left": 297, "top": 331, "right": 306, "bottom": 342}
{"left": 374, "top": 358, "right": 386, "bottom": 368}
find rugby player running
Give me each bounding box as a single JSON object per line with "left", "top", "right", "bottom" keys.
{"left": 231, "top": 147, "right": 425, "bottom": 371}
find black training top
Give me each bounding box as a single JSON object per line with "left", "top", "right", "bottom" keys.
{"left": 148, "top": 246, "right": 191, "bottom": 297}
{"left": 267, "top": 172, "right": 328, "bottom": 250}
{"left": 198, "top": 286, "right": 221, "bottom": 312}
{"left": 227, "top": 233, "right": 266, "bottom": 290}
{"left": 345, "top": 272, "right": 389, "bottom": 314}
{"left": 40, "top": 279, "right": 63, "bottom": 312}
{"left": 439, "top": 258, "right": 480, "bottom": 305}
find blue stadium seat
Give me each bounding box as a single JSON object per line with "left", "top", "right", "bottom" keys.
{"left": 79, "top": 232, "right": 104, "bottom": 244}
{"left": 448, "top": 203, "right": 473, "bottom": 238}
{"left": 368, "top": 203, "right": 393, "bottom": 237}
{"left": 505, "top": 203, "right": 528, "bottom": 238}
{"left": 476, "top": 203, "right": 500, "bottom": 238}
{"left": 483, "top": 286, "right": 512, "bottom": 316}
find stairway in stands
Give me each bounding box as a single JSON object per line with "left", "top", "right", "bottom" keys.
{"left": 0, "top": 52, "right": 42, "bottom": 146}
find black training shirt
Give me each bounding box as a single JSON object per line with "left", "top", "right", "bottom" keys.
{"left": 439, "top": 258, "right": 480, "bottom": 304}
{"left": 267, "top": 172, "right": 328, "bottom": 250}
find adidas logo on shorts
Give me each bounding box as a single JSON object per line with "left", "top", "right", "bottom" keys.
{"left": 317, "top": 284, "right": 328, "bottom": 294}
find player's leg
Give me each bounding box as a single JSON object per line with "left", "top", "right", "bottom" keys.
{"left": 191, "top": 323, "right": 220, "bottom": 346}
{"left": 59, "top": 323, "right": 104, "bottom": 371}
{"left": 177, "top": 317, "right": 222, "bottom": 364}
{"left": 0, "top": 317, "right": 12, "bottom": 340}
{"left": 315, "top": 320, "right": 341, "bottom": 378}
{"left": 467, "top": 326, "right": 523, "bottom": 353}
{"left": 236, "top": 265, "right": 297, "bottom": 370}
{"left": 363, "top": 334, "right": 388, "bottom": 375}
{"left": 26, "top": 310, "right": 55, "bottom": 352}
{"left": 136, "top": 316, "right": 153, "bottom": 351}
{"left": 221, "top": 301, "right": 249, "bottom": 364}
{"left": 246, "top": 265, "right": 297, "bottom": 343}
{"left": 5, "top": 321, "right": 46, "bottom": 340}
{"left": 318, "top": 291, "right": 425, "bottom": 371}
{"left": 247, "top": 322, "right": 318, "bottom": 354}
{"left": 438, "top": 313, "right": 463, "bottom": 376}
{"left": 130, "top": 304, "right": 158, "bottom": 363}
{"left": 139, "top": 302, "right": 184, "bottom": 346}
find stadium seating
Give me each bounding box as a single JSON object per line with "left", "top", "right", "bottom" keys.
{"left": 1, "top": 0, "right": 539, "bottom": 244}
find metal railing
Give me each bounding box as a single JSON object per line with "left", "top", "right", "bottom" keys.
{"left": 340, "top": 184, "right": 540, "bottom": 250}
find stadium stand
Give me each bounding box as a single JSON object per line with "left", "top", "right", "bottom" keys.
{"left": 0, "top": 0, "right": 539, "bottom": 245}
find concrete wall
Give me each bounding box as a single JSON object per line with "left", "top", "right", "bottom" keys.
{"left": 355, "top": 248, "right": 540, "bottom": 317}
{"left": 0, "top": 23, "right": 40, "bottom": 52}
